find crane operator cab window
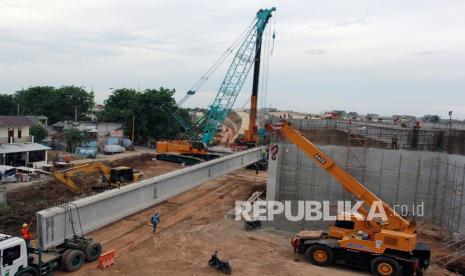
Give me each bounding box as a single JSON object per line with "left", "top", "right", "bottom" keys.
{"left": 334, "top": 220, "right": 355, "bottom": 230}
{"left": 110, "top": 167, "right": 134, "bottom": 183}
{"left": 2, "top": 245, "right": 21, "bottom": 266}
{"left": 0, "top": 242, "right": 27, "bottom": 276}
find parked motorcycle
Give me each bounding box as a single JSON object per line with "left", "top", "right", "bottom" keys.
{"left": 208, "top": 250, "right": 232, "bottom": 274}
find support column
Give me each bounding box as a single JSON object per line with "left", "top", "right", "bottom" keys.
{"left": 266, "top": 148, "right": 281, "bottom": 201}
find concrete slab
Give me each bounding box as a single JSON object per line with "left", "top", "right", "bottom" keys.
{"left": 36, "top": 148, "right": 261, "bottom": 249}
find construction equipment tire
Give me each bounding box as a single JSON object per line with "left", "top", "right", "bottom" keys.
{"left": 16, "top": 270, "right": 35, "bottom": 276}
{"left": 60, "top": 249, "right": 73, "bottom": 271}
{"left": 64, "top": 250, "right": 85, "bottom": 272}
{"left": 84, "top": 242, "right": 102, "bottom": 262}
{"left": 371, "top": 256, "right": 401, "bottom": 276}
{"left": 305, "top": 244, "right": 334, "bottom": 267}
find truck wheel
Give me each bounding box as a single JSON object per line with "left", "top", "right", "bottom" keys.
{"left": 64, "top": 250, "right": 85, "bottom": 272}
{"left": 305, "top": 244, "right": 334, "bottom": 267}
{"left": 84, "top": 242, "right": 102, "bottom": 262}
{"left": 60, "top": 249, "right": 73, "bottom": 270}
{"left": 17, "top": 271, "right": 36, "bottom": 276}
{"left": 371, "top": 257, "right": 401, "bottom": 276}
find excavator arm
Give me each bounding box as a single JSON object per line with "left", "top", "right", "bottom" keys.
{"left": 53, "top": 162, "right": 112, "bottom": 194}
{"left": 266, "top": 121, "right": 412, "bottom": 232}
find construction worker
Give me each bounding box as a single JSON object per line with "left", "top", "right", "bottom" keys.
{"left": 391, "top": 134, "right": 399, "bottom": 150}
{"left": 21, "top": 223, "right": 32, "bottom": 247}
{"left": 151, "top": 212, "right": 160, "bottom": 233}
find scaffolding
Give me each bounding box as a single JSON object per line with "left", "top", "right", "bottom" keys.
{"left": 271, "top": 118, "right": 465, "bottom": 272}
{"left": 271, "top": 118, "right": 465, "bottom": 155}
{"left": 274, "top": 118, "right": 465, "bottom": 235}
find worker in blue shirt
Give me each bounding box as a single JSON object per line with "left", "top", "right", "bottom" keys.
{"left": 151, "top": 212, "right": 160, "bottom": 233}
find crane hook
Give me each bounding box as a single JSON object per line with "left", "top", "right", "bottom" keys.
{"left": 270, "top": 144, "right": 278, "bottom": 160}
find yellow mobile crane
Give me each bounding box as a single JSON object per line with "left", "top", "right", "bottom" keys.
{"left": 266, "top": 121, "right": 430, "bottom": 276}
{"left": 53, "top": 162, "right": 143, "bottom": 194}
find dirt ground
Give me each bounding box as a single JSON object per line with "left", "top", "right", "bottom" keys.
{"left": 0, "top": 153, "right": 181, "bottom": 236}
{"left": 52, "top": 169, "right": 455, "bottom": 276}
{"left": 48, "top": 146, "right": 157, "bottom": 164}
{"left": 65, "top": 170, "right": 362, "bottom": 276}
{"left": 2, "top": 151, "right": 461, "bottom": 275}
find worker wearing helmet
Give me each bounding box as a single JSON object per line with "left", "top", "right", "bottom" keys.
{"left": 21, "top": 223, "right": 32, "bottom": 247}
{"left": 151, "top": 212, "right": 160, "bottom": 234}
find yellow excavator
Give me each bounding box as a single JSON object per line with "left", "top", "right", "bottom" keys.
{"left": 53, "top": 162, "right": 143, "bottom": 194}
{"left": 266, "top": 121, "right": 430, "bottom": 276}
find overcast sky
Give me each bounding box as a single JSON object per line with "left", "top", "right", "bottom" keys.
{"left": 1, "top": 0, "right": 464, "bottom": 118}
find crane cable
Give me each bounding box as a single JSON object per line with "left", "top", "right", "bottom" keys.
{"left": 263, "top": 13, "right": 276, "bottom": 118}
{"left": 240, "top": 25, "right": 269, "bottom": 112}
{"left": 241, "top": 13, "right": 276, "bottom": 115}
{"left": 178, "top": 18, "right": 257, "bottom": 106}
{"left": 258, "top": 24, "right": 269, "bottom": 124}
{"left": 271, "top": 12, "right": 276, "bottom": 55}
{"left": 259, "top": 20, "right": 274, "bottom": 126}
{"left": 265, "top": 13, "right": 276, "bottom": 112}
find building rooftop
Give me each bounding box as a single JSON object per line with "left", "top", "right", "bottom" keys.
{"left": 0, "top": 116, "right": 34, "bottom": 127}
{"left": 0, "top": 143, "right": 51, "bottom": 154}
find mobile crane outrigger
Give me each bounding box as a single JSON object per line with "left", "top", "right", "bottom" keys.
{"left": 266, "top": 121, "right": 430, "bottom": 276}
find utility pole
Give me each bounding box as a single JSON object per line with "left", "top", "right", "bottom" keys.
{"left": 449, "top": 111, "right": 453, "bottom": 129}
{"left": 73, "top": 106, "right": 79, "bottom": 122}
{"left": 132, "top": 114, "right": 135, "bottom": 143}
{"left": 446, "top": 110, "right": 453, "bottom": 153}
{"left": 17, "top": 104, "right": 20, "bottom": 116}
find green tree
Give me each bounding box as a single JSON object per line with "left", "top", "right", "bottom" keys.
{"left": 29, "top": 124, "right": 48, "bottom": 143}
{"left": 135, "top": 88, "right": 184, "bottom": 141}
{"left": 0, "top": 94, "right": 18, "bottom": 115}
{"left": 431, "top": 115, "right": 440, "bottom": 123}
{"left": 14, "top": 86, "right": 94, "bottom": 123}
{"left": 64, "top": 128, "right": 88, "bottom": 152}
{"left": 14, "top": 86, "right": 56, "bottom": 117}
{"left": 99, "top": 87, "right": 189, "bottom": 143}
{"left": 98, "top": 88, "right": 139, "bottom": 128}
{"left": 55, "top": 86, "right": 94, "bottom": 121}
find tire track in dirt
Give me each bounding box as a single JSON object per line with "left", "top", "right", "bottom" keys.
{"left": 65, "top": 170, "right": 263, "bottom": 275}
